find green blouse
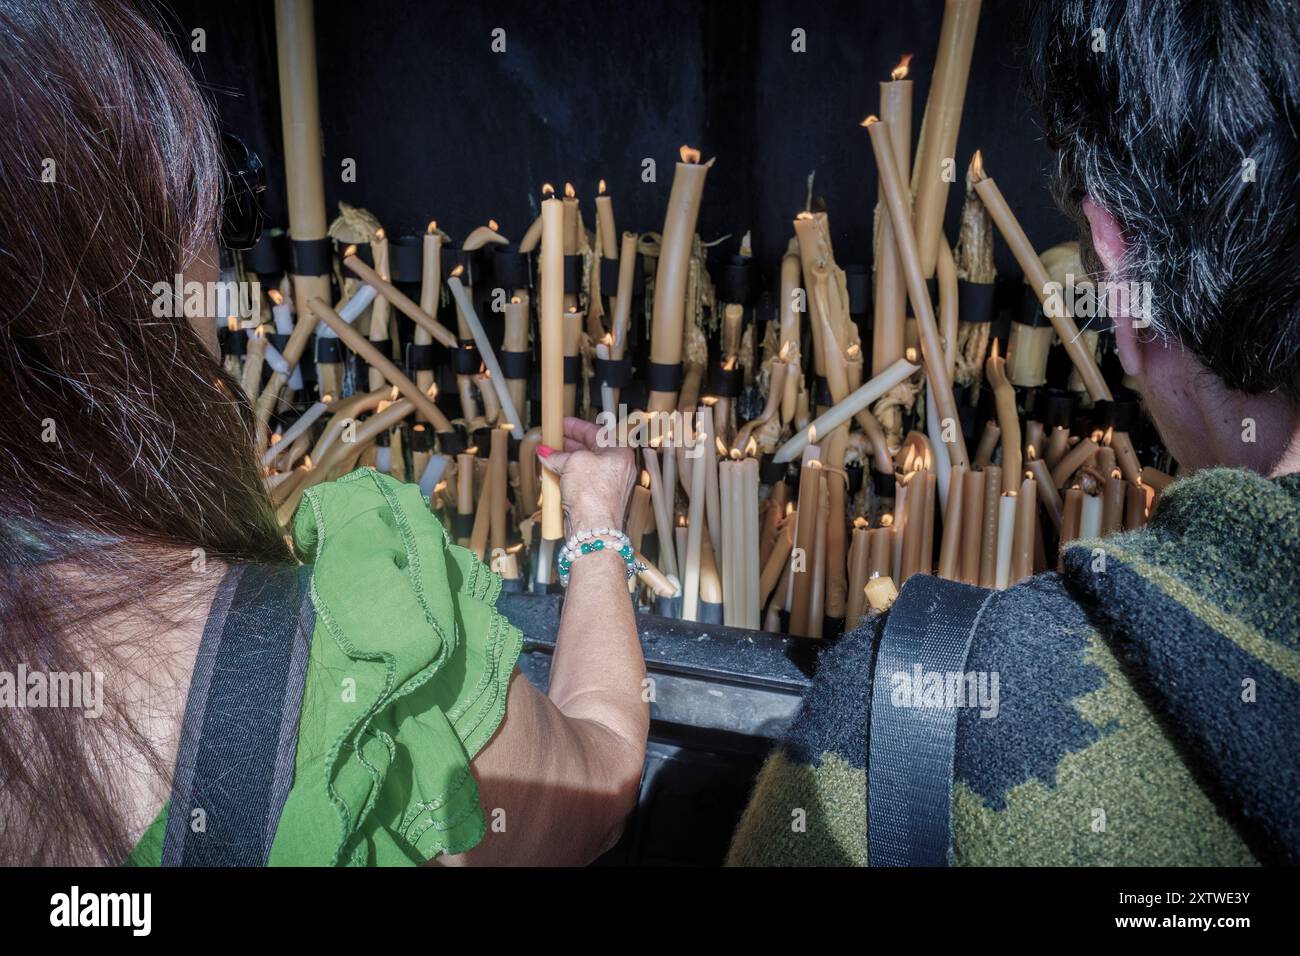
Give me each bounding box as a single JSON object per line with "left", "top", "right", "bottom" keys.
{"left": 126, "top": 468, "right": 523, "bottom": 866}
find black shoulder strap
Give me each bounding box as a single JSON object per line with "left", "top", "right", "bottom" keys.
{"left": 868, "top": 574, "right": 992, "bottom": 867}
{"left": 161, "top": 563, "right": 314, "bottom": 866}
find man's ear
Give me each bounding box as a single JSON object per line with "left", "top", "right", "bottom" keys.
{"left": 1082, "top": 198, "right": 1142, "bottom": 378}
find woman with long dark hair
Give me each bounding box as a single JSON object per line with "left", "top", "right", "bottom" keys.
{"left": 0, "top": 0, "right": 646, "bottom": 866}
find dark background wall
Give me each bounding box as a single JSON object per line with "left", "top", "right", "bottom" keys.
{"left": 162, "top": 0, "right": 1073, "bottom": 283}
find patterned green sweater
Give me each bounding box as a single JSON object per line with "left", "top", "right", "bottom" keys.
{"left": 727, "top": 468, "right": 1300, "bottom": 866}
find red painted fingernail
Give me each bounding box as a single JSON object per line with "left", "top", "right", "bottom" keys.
{"left": 537, "top": 444, "right": 554, "bottom": 458}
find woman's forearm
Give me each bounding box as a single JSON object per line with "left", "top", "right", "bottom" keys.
{"left": 547, "top": 517, "right": 648, "bottom": 754}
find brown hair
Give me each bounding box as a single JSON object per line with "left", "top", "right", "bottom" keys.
{"left": 0, "top": 0, "right": 289, "bottom": 863}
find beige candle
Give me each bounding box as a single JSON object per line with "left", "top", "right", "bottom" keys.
{"left": 863, "top": 116, "right": 970, "bottom": 470}
{"left": 682, "top": 410, "right": 708, "bottom": 622}
{"left": 1079, "top": 491, "right": 1103, "bottom": 541}
{"left": 627, "top": 475, "right": 653, "bottom": 554}
{"left": 367, "top": 229, "right": 392, "bottom": 391}
{"left": 643, "top": 447, "right": 678, "bottom": 580}
{"left": 415, "top": 221, "right": 443, "bottom": 426}
{"left": 1026, "top": 457, "right": 1063, "bottom": 528}
{"left": 342, "top": 252, "right": 457, "bottom": 349}
{"left": 873, "top": 54, "right": 913, "bottom": 376}
{"left": 985, "top": 340, "right": 1021, "bottom": 494}
{"left": 778, "top": 245, "right": 803, "bottom": 423}
{"left": 518, "top": 427, "right": 542, "bottom": 523}
{"left": 503, "top": 294, "right": 530, "bottom": 423}
{"left": 742, "top": 456, "right": 761, "bottom": 628}
{"left": 719, "top": 461, "right": 736, "bottom": 625}
{"left": 649, "top": 147, "right": 713, "bottom": 412}
{"left": 788, "top": 461, "right": 823, "bottom": 636}
{"left": 489, "top": 426, "right": 509, "bottom": 553}
{"left": 773, "top": 356, "right": 918, "bottom": 463}
{"left": 539, "top": 195, "right": 565, "bottom": 541}
{"left": 1058, "top": 487, "right": 1084, "bottom": 567}
{"left": 308, "top": 299, "right": 451, "bottom": 432}
{"left": 1050, "top": 435, "right": 1099, "bottom": 489}
{"left": 938, "top": 464, "right": 966, "bottom": 580}
{"left": 868, "top": 516, "right": 895, "bottom": 581}
{"left": 911, "top": 0, "right": 982, "bottom": 278}
{"left": 595, "top": 180, "right": 618, "bottom": 259}
{"left": 1125, "top": 479, "right": 1150, "bottom": 530}
{"left": 970, "top": 154, "right": 1111, "bottom": 401}
{"left": 973, "top": 420, "right": 1001, "bottom": 469}
{"left": 456, "top": 450, "right": 475, "bottom": 544}
{"left": 1044, "top": 425, "right": 1071, "bottom": 469}
{"left": 846, "top": 520, "right": 871, "bottom": 628}
{"left": 759, "top": 518, "right": 795, "bottom": 617}
{"left": 994, "top": 493, "right": 1017, "bottom": 589}
{"left": 1013, "top": 476, "right": 1036, "bottom": 582}
{"left": 979, "top": 464, "right": 1002, "bottom": 588}
{"left": 960, "top": 468, "right": 986, "bottom": 585}
{"left": 1111, "top": 430, "right": 1143, "bottom": 485}
{"left": 919, "top": 470, "right": 938, "bottom": 576}
{"left": 1101, "top": 470, "right": 1125, "bottom": 536}
{"left": 806, "top": 474, "right": 830, "bottom": 638}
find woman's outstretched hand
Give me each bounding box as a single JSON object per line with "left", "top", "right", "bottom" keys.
{"left": 538, "top": 417, "right": 636, "bottom": 531}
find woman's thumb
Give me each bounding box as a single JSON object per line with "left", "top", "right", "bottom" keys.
{"left": 537, "top": 445, "right": 570, "bottom": 475}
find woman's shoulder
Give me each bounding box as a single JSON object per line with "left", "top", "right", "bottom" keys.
{"left": 129, "top": 468, "right": 524, "bottom": 867}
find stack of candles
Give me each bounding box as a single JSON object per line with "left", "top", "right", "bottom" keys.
{"left": 243, "top": 0, "right": 1173, "bottom": 636}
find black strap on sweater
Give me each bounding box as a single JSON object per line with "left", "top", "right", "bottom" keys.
{"left": 868, "top": 574, "right": 992, "bottom": 867}
{"left": 161, "top": 563, "right": 314, "bottom": 866}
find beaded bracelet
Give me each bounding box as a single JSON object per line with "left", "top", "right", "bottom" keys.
{"left": 557, "top": 527, "right": 644, "bottom": 587}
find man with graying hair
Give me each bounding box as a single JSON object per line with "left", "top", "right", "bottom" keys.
{"left": 729, "top": 0, "right": 1300, "bottom": 867}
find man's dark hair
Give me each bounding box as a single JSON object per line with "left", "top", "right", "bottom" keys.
{"left": 1024, "top": 0, "right": 1300, "bottom": 400}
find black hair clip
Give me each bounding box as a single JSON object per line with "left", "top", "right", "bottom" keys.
{"left": 220, "top": 131, "right": 266, "bottom": 251}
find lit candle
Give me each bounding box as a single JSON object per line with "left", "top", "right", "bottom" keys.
{"left": 994, "top": 492, "right": 1017, "bottom": 589}
{"left": 1050, "top": 434, "right": 1099, "bottom": 489}
{"left": 773, "top": 356, "right": 918, "bottom": 463}
{"left": 979, "top": 464, "right": 1002, "bottom": 588}
{"left": 539, "top": 191, "right": 565, "bottom": 541}
{"left": 1013, "top": 476, "right": 1036, "bottom": 582}
{"left": 873, "top": 53, "right": 913, "bottom": 376}
{"left": 846, "top": 518, "right": 871, "bottom": 628}
{"left": 649, "top": 146, "right": 713, "bottom": 412}
{"left": 985, "top": 340, "right": 1021, "bottom": 494}
{"left": 682, "top": 409, "right": 708, "bottom": 622}
{"left": 342, "top": 250, "right": 457, "bottom": 348}
{"left": 643, "top": 447, "right": 678, "bottom": 580}
{"left": 788, "top": 460, "right": 824, "bottom": 636}
{"left": 308, "top": 298, "right": 451, "bottom": 432}
{"left": 969, "top": 152, "right": 1112, "bottom": 402}
{"left": 627, "top": 471, "right": 654, "bottom": 555}
{"left": 863, "top": 116, "right": 970, "bottom": 470}
{"left": 938, "top": 464, "right": 966, "bottom": 580}
{"left": 456, "top": 449, "right": 476, "bottom": 546}
{"left": 367, "top": 228, "right": 392, "bottom": 392}
{"left": 446, "top": 268, "right": 525, "bottom": 438}
{"left": 1079, "top": 492, "right": 1103, "bottom": 540}
{"left": 960, "top": 468, "right": 985, "bottom": 585}
{"left": 261, "top": 394, "right": 332, "bottom": 468}
{"left": 595, "top": 179, "right": 618, "bottom": 259}
{"left": 415, "top": 220, "right": 442, "bottom": 430}
{"left": 1026, "top": 456, "right": 1063, "bottom": 528}
{"left": 1101, "top": 469, "right": 1125, "bottom": 536}
{"left": 911, "top": 0, "right": 982, "bottom": 279}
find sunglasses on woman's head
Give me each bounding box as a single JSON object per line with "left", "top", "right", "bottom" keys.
{"left": 220, "top": 131, "right": 266, "bottom": 251}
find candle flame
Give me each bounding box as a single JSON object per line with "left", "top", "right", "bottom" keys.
{"left": 434, "top": 480, "right": 447, "bottom": 494}
{"left": 303, "top": 455, "right": 313, "bottom": 470}
{"left": 701, "top": 395, "right": 718, "bottom": 406}
{"left": 891, "top": 53, "right": 913, "bottom": 81}
{"left": 450, "top": 264, "right": 465, "bottom": 278}
{"left": 322, "top": 393, "right": 334, "bottom": 403}
{"left": 1027, "top": 443, "right": 1037, "bottom": 459}
{"left": 564, "top": 182, "right": 576, "bottom": 199}
{"left": 786, "top": 502, "right": 795, "bottom": 516}
{"left": 344, "top": 244, "right": 358, "bottom": 258}
{"left": 508, "top": 542, "right": 524, "bottom": 554}
{"left": 1112, "top": 468, "right": 1123, "bottom": 479}
{"left": 271, "top": 432, "right": 282, "bottom": 444}
{"left": 679, "top": 145, "right": 701, "bottom": 164}
{"left": 745, "top": 436, "right": 758, "bottom": 457}
{"left": 1102, "top": 426, "right": 1115, "bottom": 444}
{"left": 603, "top": 332, "right": 614, "bottom": 347}
{"left": 795, "top": 210, "right": 814, "bottom": 220}
{"left": 853, "top": 516, "right": 869, "bottom": 529}
{"left": 227, "top": 315, "right": 239, "bottom": 332}
{"left": 715, "top": 436, "right": 729, "bottom": 457}
{"left": 640, "top": 470, "right": 651, "bottom": 488}
{"left": 511, "top": 295, "right": 522, "bottom": 304}
{"left": 465, "top": 446, "right": 479, "bottom": 456}
{"left": 268, "top": 288, "right": 283, "bottom": 306}
{"left": 881, "top": 513, "right": 894, "bottom": 527}
{"left": 500, "top": 420, "right": 513, "bottom": 430}
{"left": 729, "top": 448, "right": 742, "bottom": 461}
{"left": 598, "top": 179, "right": 607, "bottom": 194}
{"left": 542, "top": 183, "right": 555, "bottom": 197}
{"left": 778, "top": 341, "right": 793, "bottom": 362}
{"left": 847, "top": 343, "right": 862, "bottom": 360}
{"left": 375, "top": 228, "right": 386, "bottom": 241}
{"left": 991, "top": 338, "right": 1001, "bottom": 361}
{"left": 723, "top": 355, "right": 737, "bottom": 371}
{"left": 969, "top": 150, "right": 986, "bottom": 182}
{"left": 412, "top": 423, "right": 424, "bottom": 432}
{"left": 427, "top": 220, "right": 438, "bottom": 234}
{"left": 390, "top": 386, "right": 400, "bottom": 400}
{"left": 905, "top": 346, "right": 919, "bottom": 363}
{"left": 860, "top": 115, "right": 880, "bottom": 127}
{"left": 488, "top": 219, "right": 499, "bottom": 231}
